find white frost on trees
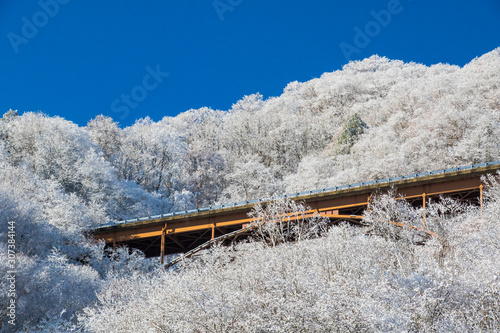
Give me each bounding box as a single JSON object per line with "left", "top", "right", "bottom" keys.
{"left": 2, "top": 48, "right": 500, "bottom": 331}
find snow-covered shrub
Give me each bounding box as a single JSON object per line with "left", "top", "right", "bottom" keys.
{"left": 249, "top": 197, "right": 328, "bottom": 247}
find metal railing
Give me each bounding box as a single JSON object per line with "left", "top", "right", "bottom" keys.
{"left": 91, "top": 161, "right": 500, "bottom": 230}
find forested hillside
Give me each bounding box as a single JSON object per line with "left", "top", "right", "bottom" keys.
{"left": 1, "top": 48, "right": 499, "bottom": 332}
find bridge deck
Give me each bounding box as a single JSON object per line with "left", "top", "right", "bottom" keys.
{"left": 92, "top": 162, "right": 500, "bottom": 258}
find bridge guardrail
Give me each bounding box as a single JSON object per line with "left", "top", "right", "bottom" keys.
{"left": 90, "top": 160, "right": 500, "bottom": 230}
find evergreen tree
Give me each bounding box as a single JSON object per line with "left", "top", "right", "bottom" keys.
{"left": 1, "top": 109, "right": 19, "bottom": 122}
{"left": 337, "top": 113, "right": 367, "bottom": 153}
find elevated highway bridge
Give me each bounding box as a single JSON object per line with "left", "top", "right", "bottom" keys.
{"left": 91, "top": 162, "right": 500, "bottom": 263}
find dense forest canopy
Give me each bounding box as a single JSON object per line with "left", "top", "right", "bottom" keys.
{"left": 1, "top": 48, "right": 499, "bottom": 332}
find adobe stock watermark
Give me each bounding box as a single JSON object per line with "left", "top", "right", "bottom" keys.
{"left": 7, "top": 0, "right": 71, "bottom": 54}
{"left": 213, "top": 0, "right": 243, "bottom": 21}
{"left": 111, "top": 65, "right": 169, "bottom": 120}
{"left": 339, "top": 0, "right": 409, "bottom": 61}
{"left": 6, "top": 221, "right": 17, "bottom": 327}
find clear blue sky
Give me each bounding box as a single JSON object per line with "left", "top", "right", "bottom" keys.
{"left": 2, "top": 0, "right": 500, "bottom": 127}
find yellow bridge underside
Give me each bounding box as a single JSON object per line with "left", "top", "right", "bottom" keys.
{"left": 92, "top": 163, "right": 498, "bottom": 256}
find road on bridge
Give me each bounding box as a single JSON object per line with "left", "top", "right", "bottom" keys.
{"left": 91, "top": 162, "right": 500, "bottom": 262}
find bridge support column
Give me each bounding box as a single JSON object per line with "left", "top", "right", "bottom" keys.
{"left": 161, "top": 224, "right": 167, "bottom": 265}
{"left": 211, "top": 223, "right": 215, "bottom": 240}
{"left": 480, "top": 184, "right": 483, "bottom": 216}
{"left": 367, "top": 194, "right": 373, "bottom": 212}
{"left": 422, "top": 193, "right": 427, "bottom": 229}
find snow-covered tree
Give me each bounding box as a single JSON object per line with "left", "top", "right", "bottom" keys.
{"left": 3, "top": 48, "right": 500, "bottom": 331}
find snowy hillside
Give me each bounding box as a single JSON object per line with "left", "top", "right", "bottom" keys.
{"left": 1, "top": 49, "right": 499, "bottom": 332}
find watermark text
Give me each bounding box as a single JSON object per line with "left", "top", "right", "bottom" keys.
{"left": 339, "top": 0, "right": 405, "bottom": 61}
{"left": 7, "top": 0, "right": 71, "bottom": 54}
{"left": 6, "top": 221, "right": 17, "bottom": 326}
{"left": 111, "top": 64, "right": 169, "bottom": 120}
{"left": 213, "top": 0, "right": 243, "bottom": 21}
